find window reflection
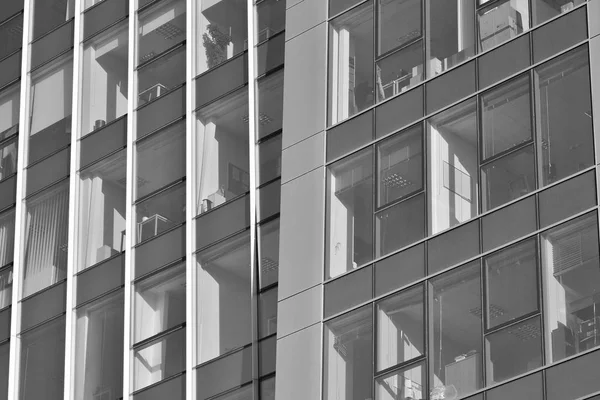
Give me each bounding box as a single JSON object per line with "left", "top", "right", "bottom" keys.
{"left": 478, "top": 0, "right": 529, "bottom": 52}
{"left": 138, "top": 0, "right": 186, "bottom": 66}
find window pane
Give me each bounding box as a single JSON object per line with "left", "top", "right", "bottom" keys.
{"left": 376, "top": 40, "right": 424, "bottom": 103}
{"left": 83, "top": 0, "right": 128, "bottom": 38}
{"left": 28, "top": 56, "right": 73, "bottom": 165}
{"left": 329, "top": 0, "right": 362, "bottom": 17}
{"left": 30, "top": 20, "right": 73, "bottom": 71}
{"left": 196, "top": 232, "right": 251, "bottom": 363}
{"left": 539, "top": 171, "right": 596, "bottom": 229}
{"left": 478, "top": 0, "right": 530, "bottom": 52}
{"left": 196, "top": 88, "right": 249, "bottom": 215}
{"left": 133, "top": 374, "right": 185, "bottom": 400}
{"left": 0, "top": 139, "right": 17, "bottom": 182}
{"left": 79, "top": 116, "right": 127, "bottom": 168}
{"left": 328, "top": 2, "right": 374, "bottom": 125}
{"left": 545, "top": 349, "right": 600, "bottom": 400}
{"left": 378, "top": 0, "right": 421, "bottom": 56}
{"left": 327, "top": 147, "right": 374, "bottom": 279}
{"left": 0, "top": 176, "right": 16, "bottom": 212}
{"left": 136, "top": 84, "right": 185, "bottom": 138}
{"left": 257, "top": 69, "right": 284, "bottom": 139}
{"left": 533, "top": 0, "right": 585, "bottom": 26}
{"left": 258, "top": 134, "right": 281, "bottom": 186}
{"left": 76, "top": 253, "right": 124, "bottom": 306}
{"left": 428, "top": 220, "right": 480, "bottom": 275}
{"left": 138, "top": 45, "right": 185, "bottom": 106}
{"left": 25, "top": 146, "right": 70, "bottom": 196}
{"left": 487, "top": 371, "right": 543, "bottom": 400}
{"left": 482, "top": 195, "right": 537, "bottom": 252}
{"left": 0, "top": 51, "right": 21, "bottom": 90}
{"left": 138, "top": 0, "right": 186, "bottom": 65}
{"left": 325, "top": 265, "right": 372, "bottom": 318}
{"left": 135, "top": 182, "right": 185, "bottom": 244}
{"left": 22, "top": 182, "right": 69, "bottom": 298}
{"left": 324, "top": 306, "right": 373, "bottom": 400}
{"left": 427, "top": 98, "right": 478, "bottom": 234}
{"left": 260, "top": 377, "right": 275, "bottom": 400}
{"left": 196, "top": 0, "right": 247, "bottom": 75}
{"left": 19, "top": 317, "right": 65, "bottom": 400}
{"left": 481, "top": 145, "right": 535, "bottom": 211}
{"left": 376, "top": 284, "right": 424, "bottom": 371}
{"left": 485, "top": 239, "right": 539, "bottom": 329}
{"left": 195, "top": 53, "right": 248, "bottom": 108}
{"left": 195, "top": 195, "right": 250, "bottom": 249}
{"left": 21, "top": 281, "right": 66, "bottom": 332}
{"left": 428, "top": 0, "right": 475, "bottom": 76}
{"left": 478, "top": 34, "right": 530, "bottom": 89}
{"left": 532, "top": 7, "right": 587, "bottom": 63}
{"left": 535, "top": 46, "right": 594, "bottom": 186}
{"left": 196, "top": 346, "right": 252, "bottom": 399}
{"left": 375, "top": 361, "right": 426, "bottom": 400}
{"left": 259, "top": 334, "right": 276, "bottom": 376}
{"left": 0, "top": 210, "right": 15, "bottom": 269}
{"left": 0, "top": 83, "right": 20, "bottom": 139}
{"left": 0, "top": 14, "right": 23, "bottom": 60}
{"left": 426, "top": 60, "right": 476, "bottom": 114}
{"left": 481, "top": 74, "right": 532, "bottom": 160}
{"left": 74, "top": 291, "right": 124, "bottom": 400}
{"left": 259, "top": 288, "right": 277, "bottom": 338}
{"left": 31, "top": 0, "right": 74, "bottom": 40}
{"left": 376, "top": 193, "right": 425, "bottom": 258}
{"left": 0, "top": 308, "right": 9, "bottom": 342}
{"left": 81, "top": 22, "right": 128, "bottom": 137}
{"left": 135, "top": 224, "right": 185, "bottom": 279}
{"left": 133, "top": 328, "right": 185, "bottom": 391}
{"left": 0, "top": 342, "right": 8, "bottom": 399}
{"left": 327, "top": 110, "right": 373, "bottom": 162}
{"left": 378, "top": 124, "right": 422, "bottom": 207}
{"left": 541, "top": 213, "right": 600, "bottom": 362}
{"left": 257, "top": 32, "right": 284, "bottom": 76}
{"left": 259, "top": 218, "right": 279, "bottom": 288}
{"left": 430, "top": 261, "right": 483, "bottom": 398}
{"left": 375, "top": 243, "right": 424, "bottom": 297}
{"left": 375, "top": 85, "right": 423, "bottom": 139}
{"left": 134, "top": 263, "right": 185, "bottom": 343}
{"left": 0, "top": 266, "right": 12, "bottom": 309}
{"left": 485, "top": 316, "right": 542, "bottom": 385}
{"left": 78, "top": 151, "right": 126, "bottom": 270}
{"left": 256, "top": 0, "right": 285, "bottom": 43}
{"left": 135, "top": 121, "right": 185, "bottom": 199}
{"left": 257, "top": 178, "right": 280, "bottom": 222}
{"left": 0, "top": 1, "right": 23, "bottom": 24}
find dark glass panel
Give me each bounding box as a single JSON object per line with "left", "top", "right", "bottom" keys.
{"left": 31, "top": 0, "right": 74, "bottom": 40}
{"left": 532, "top": 7, "right": 587, "bottom": 63}
{"left": 259, "top": 288, "right": 278, "bottom": 338}
{"left": 487, "top": 371, "right": 543, "bottom": 400}
{"left": 539, "top": 171, "right": 596, "bottom": 229}
{"left": 257, "top": 70, "right": 283, "bottom": 140}
{"left": 83, "top": 0, "right": 128, "bottom": 40}
{"left": 79, "top": 116, "right": 127, "bottom": 168}
{"left": 196, "top": 195, "right": 250, "bottom": 250}
{"left": 260, "top": 376, "right": 275, "bottom": 400}
{"left": 138, "top": 45, "right": 185, "bottom": 106}
{"left": 533, "top": 0, "right": 585, "bottom": 25}
{"left": 258, "top": 134, "right": 281, "bottom": 186}
{"left": 376, "top": 193, "right": 425, "bottom": 258}
{"left": 0, "top": 342, "right": 8, "bottom": 397}
{"left": 375, "top": 361, "right": 426, "bottom": 400}
{"left": 133, "top": 328, "right": 185, "bottom": 391}
{"left": 134, "top": 224, "right": 185, "bottom": 279}
{"left": 0, "top": 83, "right": 20, "bottom": 140}
{"left": 258, "top": 218, "right": 279, "bottom": 288}
{"left": 137, "top": 0, "right": 186, "bottom": 65}
{"left": 133, "top": 374, "right": 185, "bottom": 400}
{"left": 19, "top": 317, "right": 66, "bottom": 400}
{"left": 329, "top": 0, "right": 362, "bottom": 18}
{"left": 135, "top": 182, "right": 185, "bottom": 244}
{"left": 195, "top": 53, "right": 248, "bottom": 108}
{"left": 482, "top": 195, "right": 537, "bottom": 252}
{"left": 428, "top": 220, "right": 480, "bottom": 274}
{"left": 324, "top": 265, "right": 372, "bottom": 318}
{"left": 0, "top": 266, "right": 12, "bottom": 308}
{"left": 376, "top": 40, "right": 424, "bottom": 103}
{"left": 374, "top": 242, "right": 424, "bottom": 297}
{"left": 257, "top": 178, "right": 280, "bottom": 222}
{"left": 257, "top": 32, "right": 284, "bottom": 76}
{"left": 76, "top": 254, "right": 124, "bottom": 306}
{"left": 0, "top": 308, "right": 10, "bottom": 341}
{"left": 21, "top": 281, "right": 66, "bottom": 332}
{"left": 196, "top": 346, "right": 252, "bottom": 399}
{"left": 259, "top": 335, "right": 276, "bottom": 376}
{"left": 0, "top": 14, "right": 23, "bottom": 60}
{"left": 0, "top": 1, "right": 24, "bottom": 24}
{"left": 0, "top": 51, "right": 21, "bottom": 90}
{"left": 478, "top": 34, "right": 530, "bottom": 89}
{"left": 0, "top": 211, "right": 15, "bottom": 270}
{"left": 546, "top": 349, "right": 600, "bottom": 400}
{"left": 378, "top": 0, "right": 421, "bottom": 56}
{"left": 327, "top": 110, "right": 373, "bottom": 162}
{"left": 478, "top": 0, "right": 529, "bottom": 52}
{"left": 426, "top": 60, "right": 476, "bottom": 114}
{"left": 30, "top": 20, "right": 73, "bottom": 70}
{"left": 375, "top": 85, "right": 423, "bottom": 139}
{"left": 136, "top": 85, "right": 185, "bottom": 139}
{"left": 25, "top": 147, "right": 70, "bottom": 196}
{"left": 0, "top": 177, "right": 16, "bottom": 212}
{"left": 256, "top": 0, "right": 285, "bottom": 43}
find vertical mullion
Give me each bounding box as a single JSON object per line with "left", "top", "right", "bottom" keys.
{"left": 63, "top": 0, "right": 84, "bottom": 396}
{"left": 185, "top": 0, "right": 196, "bottom": 396}
{"left": 123, "top": 0, "right": 138, "bottom": 398}
{"left": 7, "top": 0, "right": 33, "bottom": 396}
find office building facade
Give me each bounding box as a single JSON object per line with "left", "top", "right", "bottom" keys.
{"left": 0, "top": 0, "right": 600, "bottom": 399}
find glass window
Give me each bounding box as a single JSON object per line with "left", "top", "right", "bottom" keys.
{"left": 259, "top": 287, "right": 277, "bottom": 338}
{"left": 0, "top": 137, "right": 17, "bottom": 180}
{"left": 138, "top": 0, "right": 186, "bottom": 66}
{"left": 535, "top": 46, "right": 593, "bottom": 186}
{"left": 478, "top": 34, "right": 530, "bottom": 89}
{"left": 323, "top": 306, "right": 373, "bottom": 400}
{"left": 0, "top": 210, "right": 15, "bottom": 269}
{"left": 258, "top": 218, "right": 279, "bottom": 288}
{"left": 22, "top": 182, "right": 69, "bottom": 298}
{"left": 481, "top": 144, "right": 535, "bottom": 211}
{"left": 135, "top": 224, "right": 185, "bottom": 279}
{"left": 0, "top": 342, "right": 8, "bottom": 399}
{"left": 79, "top": 115, "right": 127, "bottom": 168}
{"left": 76, "top": 253, "right": 124, "bottom": 306}
{"left": 78, "top": 151, "right": 126, "bottom": 270}
{"left": 426, "top": 60, "right": 476, "bottom": 115}
{"left": 327, "top": 109, "right": 373, "bottom": 162}
{"left": 195, "top": 52, "right": 248, "bottom": 108}
{"left": 481, "top": 74, "right": 532, "bottom": 160}
{"left": 195, "top": 195, "right": 249, "bottom": 249}
{"left": 376, "top": 40, "right": 423, "bottom": 102}
{"left": 28, "top": 55, "right": 73, "bottom": 165}
{"left": 25, "top": 146, "right": 70, "bottom": 196}
{"left": 135, "top": 121, "right": 185, "bottom": 200}
{"left": 81, "top": 22, "right": 128, "bottom": 137}
{"left": 0, "top": 51, "right": 21, "bottom": 90}
{"left": 196, "top": 0, "right": 247, "bottom": 75}
{"left": 325, "top": 265, "right": 372, "bottom": 318}
{"left": 328, "top": 1, "right": 374, "bottom": 125}
{"left": 376, "top": 193, "right": 425, "bottom": 258}
{"left": 257, "top": 178, "right": 280, "bottom": 222}
{"left": 545, "top": 349, "right": 600, "bottom": 400}
{"left": 0, "top": 14, "right": 23, "bottom": 60}
{"left": 532, "top": 6, "right": 586, "bottom": 63}
{"left": 326, "top": 147, "right": 373, "bottom": 279}
{"left": 196, "top": 346, "right": 251, "bottom": 398}
{"left": 19, "top": 317, "right": 66, "bottom": 400}
{"left": 0, "top": 1, "right": 24, "bottom": 25}
{"left": 428, "top": 220, "right": 480, "bottom": 275}
{"left": 378, "top": 0, "right": 421, "bottom": 56}
{"left": 430, "top": 261, "right": 483, "bottom": 398}
{"left": 487, "top": 371, "right": 543, "bottom": 400}
{"left": 0, "top": 266, "right": 12, "bottom": 309}
{"left": 83, "top": 0, "right": 128, "bottom": 39}
{"left": 533, "top": 0, "right": 585, "bottom": 26}
{"left": 133, "top": 328, "right": 185, "bottom": 391}
{"left": 0, "top": 83, "right": 20, "bottom": 140}
{"left": 427, "top": 98, "right": 478, "bottom": 234}
{"left": 196, "top": 88, "right": 250, "bottom": 215}
{"left": 0, "top": 308, "right": 9, "bottom": 341}
{"left": 375, "top": 243, "right": 424, "bottom": 297}
{"left": 258, "top": 134, "right": 281, "bottom": 186}
{"left": 135, "top": 182, "right": 185, "bottom": 244}
{"left": 260, "top": 376, "right": 275, "bottom": 400}
{"left": 375, "top": 361, "right": 426, "bottom": 400}
{"left": 376, "top": 284, "right": 424, "bottom": 371}
{"left": 485, "top": 316, "right": 542, "bottom": 385}
{"left": 30, "top": 20, "right": 73, "bottom": 71}
{"left": 196, "top": 232, "right": 251, "bottom": 364}
{"left": 377, "top": 124, "right": 423, "bottom": 207}
{"left": 485, "top": 239, "right": 539, "bottom": 329}
{"left": 330, "top": 0, "right": 363, "bottom": 17}
{"left": 133, "top": 374, "right": 185, "bottom": 400}
{"left": 478, "top": 0, "right": 530, "bottom": 52}
{"left": 74, "top": 291, "right": 124, "bottom": 400}
{"left": 21, "top": 281, "right": 66, "bottom": 332}
{"left": 482, "top": 195, "right": 537, "bottom": 252}
{"left": 138, "top": 45, "right": 185, "bottom": 106}
{"left": 541, "top": 213, "right": 600, "bottom": 362}
{"left": 31, "top": 0, "right": 74, "bottom": 40}
{"left": 0, "top": 176, "right": 16, "bottom": 212}
{"left": 134, "top": 263, "right": 185, "bottom": 343}
{"left": 375, "top": 85, "right": 423, "bottom": 139}
{"left": 257, "top": 69, "right": 284, "bottom": 140}
{"left": 427, "top": 0, "right": 475, "bottom": 76}
{"left": 257, "top": 31, "right": 284, "bottom": 76}
{"left": 256, "top": 0, "right": 285, "bottom": 43}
